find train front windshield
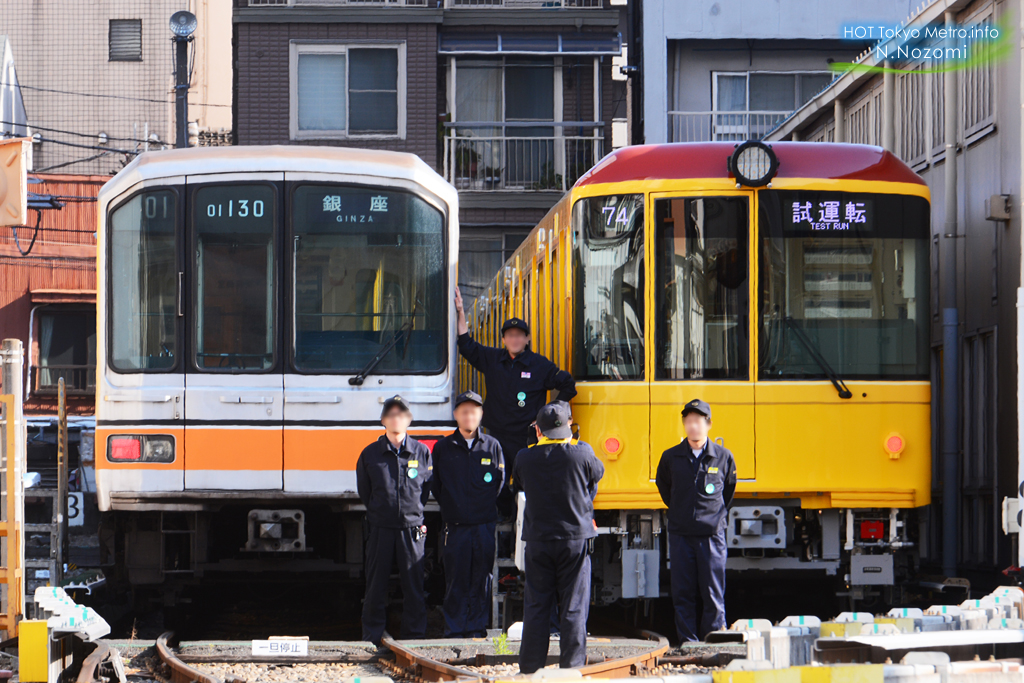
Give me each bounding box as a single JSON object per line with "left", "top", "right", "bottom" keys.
{"left": 292, "top": 185, "right": 446, "bottom": 374}
{"left": 758, "top": 191, "right": 930, "bottom": 380}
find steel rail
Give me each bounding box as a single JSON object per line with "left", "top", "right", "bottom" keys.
{"left": 155, "top": 632, "right": 233, "bottom": 683}
{"left": 381, "top": 630, "right": 669, "bottom": 682}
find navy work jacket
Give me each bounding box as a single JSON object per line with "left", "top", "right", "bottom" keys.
{"left": 356, "top": 435, "right": 433, "bottom": 529}
{"left": 431, "top": 430, "right": 505, "bottom": 525}
{"left": 656, "top": 439, "right": 737, "bottom": 536}
{"left": 512, "top": 439, "right": 605, "bottom": 542}
{"left": 456, "top": 333, "right": 577, "bottom": 435}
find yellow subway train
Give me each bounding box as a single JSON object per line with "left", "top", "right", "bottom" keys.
{"left": 462, "top": 141, "right": 931, "bottom": 605}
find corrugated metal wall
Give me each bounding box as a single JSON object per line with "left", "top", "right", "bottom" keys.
{"left": 0, "top": 174, "right": 104, "bottom": 415}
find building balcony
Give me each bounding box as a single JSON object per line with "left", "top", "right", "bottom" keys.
{"left": 668, "top": 110, "right": 792, "bottom": 143}
{"left": 30, "top": 365, "right": 96, "bottom": 396}
{"left": 443, "top": 123, "right": 603, "bottom": 192}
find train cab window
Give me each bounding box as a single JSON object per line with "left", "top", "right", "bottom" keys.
{"left": 654, "top": 196, "right": 749, "bottom": 380}
{"left": 193, "top": 184, "right": 277, "bottom": 371}
{"left": 572, "top": 195, "right": 644, "bottom": 381}
{"left": 109, "top": 189, "right": 177, "bottom": 372}
{"left": 292, "top": 185, "right": 446, "bottom": 374}
{"left": 758, "top": 191, "right": 930, "bottom": 380}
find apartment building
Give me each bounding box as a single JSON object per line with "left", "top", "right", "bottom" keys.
{"left": 233, "top": 0, "right": 631, "bottom": 302}
{"left": 641, "top": 0, "right": 917, "bottom": 144}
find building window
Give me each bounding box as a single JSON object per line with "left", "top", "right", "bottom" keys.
{"left": 290, "top": 43, "right": 406, "bottom": 140}
{"left": 34, "top": 308, "right": 96, "bottom": 395}
{"left": 708, "top": 71, "right": 832, "bottom": 140}
{"left": 109, "top": 20, "right": 142, "bottom": 62}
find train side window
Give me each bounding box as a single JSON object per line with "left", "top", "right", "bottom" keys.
{"left": 109, "top": 189, "right": 178, "bottom": 372}
{"left": 571, "top": 195, "right": 644, "bottom": 381}
{"left": 654, "top": 196, "right": 749, "bottom": 380}
{"left": 193, "top": 184, "right": 277, "bottom": 371}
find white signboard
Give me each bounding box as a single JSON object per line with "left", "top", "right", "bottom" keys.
{"left": 68, "top": 492, "right": 85, "bottom": 527}
{"left": 252, "top": 639, "right": 308, "bottom": 656}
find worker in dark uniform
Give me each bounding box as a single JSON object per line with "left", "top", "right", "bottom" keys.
{"left": 356, "top": 395, "right": 433, "bottom": 646}
{"left": 453, "top": 286, "right": 577, "bottom": 509}
{"left": 655, "top": 399, "right": 736, "bottom": 643}
{"left": 512, "top": 402, "right": 605, "bottom": 673}
{"left": 431, "top": 390, "right": 505, "bottom": 637}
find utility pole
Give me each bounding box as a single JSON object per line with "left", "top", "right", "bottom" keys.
{"left": 169, "top": 11, "right": 197, "bottom": 149}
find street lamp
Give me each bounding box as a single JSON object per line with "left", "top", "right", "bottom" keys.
{"left": 170, "top": 11, "right": 197, "bottom": 149}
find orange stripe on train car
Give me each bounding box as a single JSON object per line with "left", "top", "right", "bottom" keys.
{"left": 97, "top": 427, "right": 449, "bottom": 472}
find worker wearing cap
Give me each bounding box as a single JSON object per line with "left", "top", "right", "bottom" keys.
{"left": 356, "top": 395, "right": 433, "bottom": 646}
{"left": 512, "top": 401, "right": 605, "bottom": 673}
{"left": 655, "top": 399, "right": 737, "bottom": 643}
{"left": 453, "top": 287, "right": 577, "bottom": 501}
{"left": 431, "top": 390, "right": 505, "bottom": 637}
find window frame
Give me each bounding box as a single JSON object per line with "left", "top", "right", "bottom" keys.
{"left": 285, "top": 180, "right": 450, "bottom": 377}
{"left": 189, "top": 180, "right": 281, "bottom": 374}
{"left": 652, "top": 193, "right": 752, "bottom": 382}
{"left": 106, "top": 185, "right": 182, "bottom": 375}
{"left": 570, "top": 194, "right": 647, "bottom": 382}
{"left": 711, "top": 70, "right": 834, "bottom": 113}
{"left": 755, "top": 189, "right": 932, "bottom": 382}
{"left": 289, "top": 41, "right": 407, "bottom": 141}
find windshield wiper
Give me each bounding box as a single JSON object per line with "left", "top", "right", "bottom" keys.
{"left": 349, "top": 300, "right": 422, "bottom": 386}
{"left": 783, "top": 316, "right": 853, "bottom": 399}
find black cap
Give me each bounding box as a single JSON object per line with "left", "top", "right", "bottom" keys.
{"left": 681, "top": 399, "right": 711, "bottom": 420}
{"left": 381, "top": 395, "right": 411, "bottom": 419}
{"left": 501, "top": 318, "right": 530, "bottom": 335}
{"left": 536, "top": 401, "right": 572, "bottom": 439}
{"left": 454, "top": 390, "right": 483, "bottom": 408}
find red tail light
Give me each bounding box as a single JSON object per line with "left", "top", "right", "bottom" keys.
{"left": 109, "top": 437, "right": 141, "bottom": 461}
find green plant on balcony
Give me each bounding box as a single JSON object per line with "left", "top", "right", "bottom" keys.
{"left": 532, "top": 160, "right": 563, "bottom": 190}
{"left": 454, "top": 142, "right": 480, "bottom": 179}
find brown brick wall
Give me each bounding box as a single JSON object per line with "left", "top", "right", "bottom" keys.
{"left": 235, "top": 22, "right": 439, "bottom": 168}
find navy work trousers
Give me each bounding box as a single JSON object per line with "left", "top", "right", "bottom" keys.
{"left": 492, "top": 429, "right": 528, "bottom": 517}
{"left": 442, "top": 522, "right": 496, "bottom": 637}
{"left": 669, "top": 530, "right": 727, "bottom": 642}
{"left": 362, "top": 525, "right": 426, "bottom": 645}
{"left": 519, "top": 539, "right": 591, "bottom": 674}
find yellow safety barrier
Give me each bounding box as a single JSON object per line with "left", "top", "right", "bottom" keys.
{"left": 714, "top": 668, "right": 802, "bottom": 683}
{"left": 0, "top": 394, "right": 23, "bottom": 637}
{"left": 797, "top": 664, "right": 885, "bottom": 683}
{"left": 18, "top": 619, "right": 51, "bottom": 682}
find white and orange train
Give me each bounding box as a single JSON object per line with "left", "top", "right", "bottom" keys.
{"left": 95, "top": 146, "right": 458, "bottom": 589}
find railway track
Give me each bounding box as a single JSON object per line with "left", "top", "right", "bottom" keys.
{"left": 153, "top": 630, "right": 670, "bottom": 683}
{"left": 379, "top": 631, "right": 669, "bottom": 682}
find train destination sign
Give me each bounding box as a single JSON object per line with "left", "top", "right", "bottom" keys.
{"left": 790, "top": 198, "right": 871, "bottom": 231}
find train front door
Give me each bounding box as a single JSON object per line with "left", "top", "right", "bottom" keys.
{"left": 183, "top": 177, "right": 285, "bottom": 490}
{"left": 647, "top": 191, "right": 756, "bottom": 481}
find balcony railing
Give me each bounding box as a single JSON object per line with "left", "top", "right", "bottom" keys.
{"left": 443, "top": 122, "right": 603, "bottom": 192}
{"left": 444, "top": 0, "right": 602, "bottom": 7}
{"left": 249, "top": 0, "right": 430, "bottom": 6}
{"left": 31, "top": 365, "right": 95, "bottom": 396}
{"left": 667, "top": 111, "right": 792, "bottom": 143}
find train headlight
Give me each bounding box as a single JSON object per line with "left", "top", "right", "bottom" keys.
{"left": 107, "top": 435, "right": 175, "bottom": 463}
{"left": 884, "top": 432, "right": 905, "bottom": 460}
{"left": 728, "top": 141, "right": 779, "bottom": 187}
